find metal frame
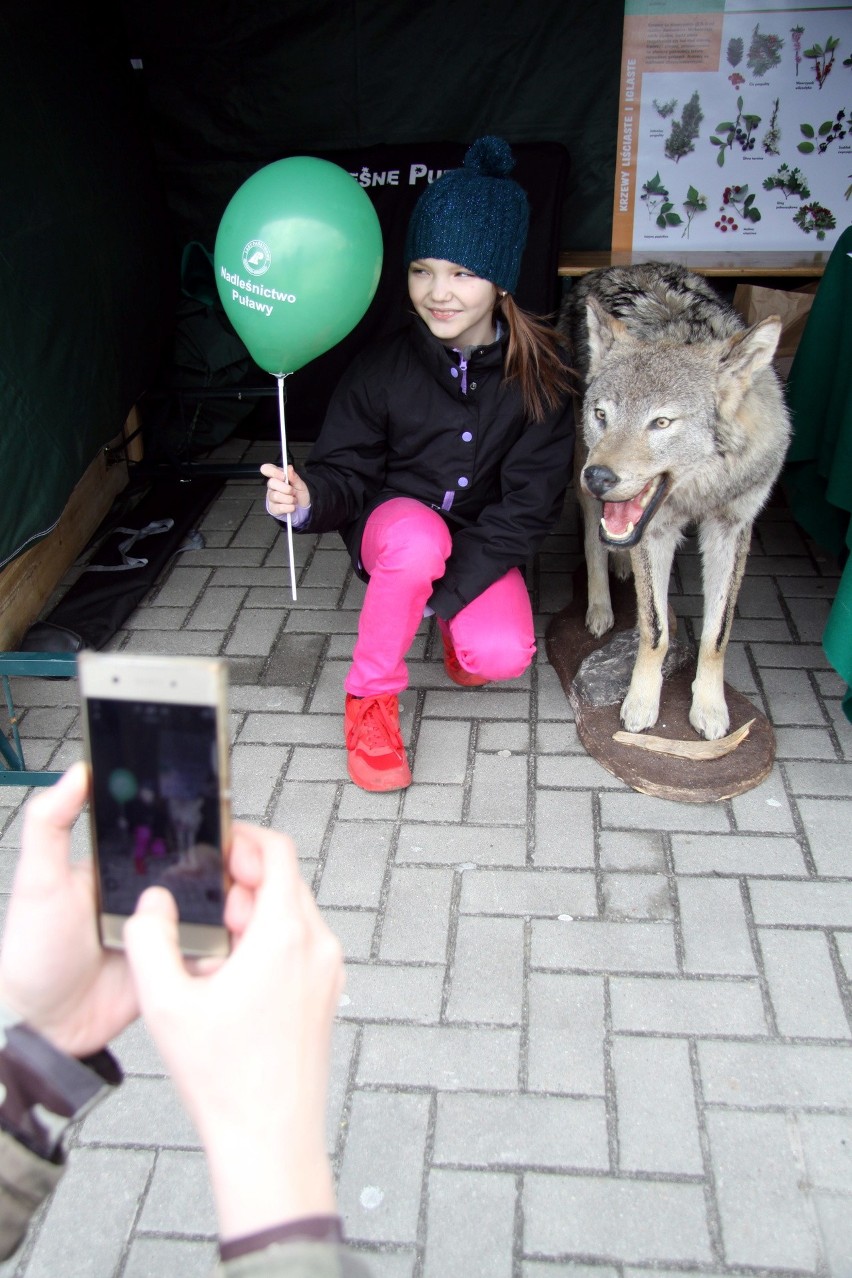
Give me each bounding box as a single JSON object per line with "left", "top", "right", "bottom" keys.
{"left": 0, "top": 652, "right": 78, "bottom": 786}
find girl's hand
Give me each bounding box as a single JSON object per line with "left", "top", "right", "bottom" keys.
{"left": 260, "top": 463, "right": 311, "bottom": 518}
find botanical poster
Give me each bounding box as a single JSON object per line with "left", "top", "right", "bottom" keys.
{"left": 612, "top": 0, "right": 852, "bottom": 252}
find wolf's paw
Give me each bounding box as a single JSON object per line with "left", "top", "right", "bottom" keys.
{"left": 620, "top": 688, "right": 661, "bottom": 734}
{"left": 585, "top": 603, "right": 615, "bottom": 637}
{"left": 689, "top": 697, "right": 730, "bottom": 741}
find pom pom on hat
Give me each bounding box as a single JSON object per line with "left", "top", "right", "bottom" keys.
{"left": 403, "top": 136, "right": 529, "bottom": 294}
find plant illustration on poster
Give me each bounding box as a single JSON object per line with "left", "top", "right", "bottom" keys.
{"left": 613, "top": 0, "right": 852, "bottom": 252}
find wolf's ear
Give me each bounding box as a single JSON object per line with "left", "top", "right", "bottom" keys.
{"left": 719, "top": 315, "right": 782, "bottom": 381}
{"left": 585, "top": 297, "right": 631, "bottom": 375}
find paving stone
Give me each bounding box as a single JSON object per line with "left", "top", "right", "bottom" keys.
{"left": 479, "top": 720, "right": 531, "bottom": 752}
{"left": 532, "top": 790, "right": 594, "bottom": 867}
{"left": 350, "top": 1252, "right": 416, "bottom": 1278}
{"left": 378, "top": 866, "right": 454, "bottom": 962}
{"left": 137, "top": 1149, "right": 215, "bottom": 1234}
{"left": 527, "top": 972, "right": 605, "bottom": 1095}
{"left": 598, "top": 829, "right": 666, "bottom": 872}
{"left": 269, "top": 779, "right": 337, "bottom": 859}
{"left": 122, "top": 1237, "right": 218, "bottom": 1278}
{"left": 775, "top": 727, "right": 839, "bottom": 760}
{"left": 21, "top": 1147, "right": 154, "bottom": 1278}
{"left": 525, "top": 1263, "right": 619, "bottom": 1278}
{"left": 152, "top": 565, "right": 211, "bottom": 608}
{"left": 610, "top": 976, "right": 768, "bottom": 1036}
{"left": 401, "top": 782, "right": 464, "bottom": 823}
{"left": 796, "top": 1113, "right": 852, "bottom": 1190}
{"left": 729, "top": 769, "right": 796, "bottom": 834}
{"left": 531, "top": 919, "right": 677, "bottom": 973}
{"left": 612, "top": 1036, "right": 703, "bottom": 1174}
{"left": 423, "top": 1169, "right": 515, "bottom": 1278}
{"left": 323, "top": 907, "right": 376, "bottom": 959}
{"left": 460, "top": 869, "right": 597, "bottom": 918}
{"left": 670, "top": 833, "right": 807, "bottom": 877}
{"left": 78, "top": 1076, "right": 199, "bottom": 1147}
{"left": 601, "top": 872, "right": 673, "bottom": 920}
{"left": 749, "top": 880, "right": 852, "bottom": 926}
{"left": 707, "top": 1110, "right": 818, "bottom": 1270}
{"left": 446, "top": 915, "right": 525, "bottom": 1024}
{"left": 534, "top": 720, "right": 583, "bottom": 754}
{"left": 467, "top": 752, "right": 529, "bottom": 825}
{"left": 537, "top": 754, "right": 627, "bottom": 788}
{"left": 678, "top": 878, "right": 757, "bottom": 975}
{"left": 813, "top": 1192, "right": 852, "bottom": 1273}
{"left": 287, "top": 743, "right": 350, "bottom": 781}
{"left": 336, "top": 1091, "right": 431, "bottom": 1243}
{"left": 186, "top": 585, "right": 246, "bottom": 630}
{"left": 317, "top": 821, "right": 394, "bottom": 909}
{"left": 413, "top": 718, "right": 470, "bottom": 784}
{"left": 230, "top": 741, "right": 289, "bottom": 817}
{"left": 357, "top": 1025, "right": 520, "bottom": 1090}
{"left": 796, "top": 798, "right": 852, "bottom": 877}
{"left": 758, "top": 928, "right": 851, "bottom": 1039}
{"left": 240, "top": 710, "right": 340, "bottom": 745}
{"left": 523, "top": 1174, "right": 713, "bottom": 1264}
{"left": 433, "top": 1093, "right": 608, "bottom": 1170}
{"left": 600, "top": 792, "right": 730, "bottom": 832}
{"left": 338, "top": 961, "right": 444, "bottom": 1023}
{"left": 422, "top": 687, "right": 531, "bottom": 720}
{"left": 396, "top": 823, "right": 527, "bottom": 866}
{"left": 698, "top": 1040, "right": 852, "bottom": 1107}
{"left": 759, "top": 668, "right": 826, "bottom": 725}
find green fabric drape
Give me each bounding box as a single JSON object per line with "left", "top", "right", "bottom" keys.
{"left": 783, "top": 224, "right": 852, "bottom": 723}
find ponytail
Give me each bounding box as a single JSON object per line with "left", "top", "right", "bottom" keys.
{"left": 497, "top": 294, "right": 576, "bottom": 423}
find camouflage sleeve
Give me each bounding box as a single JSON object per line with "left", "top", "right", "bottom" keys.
{"left": 219, "top": 1240, "right": 373, "bottom": 1277}
{"left": 0, "top": 1006, "right": 121, "bottom": 1164}
{"left": 0, "top": 1005, "right": 122, "bottom": 1259}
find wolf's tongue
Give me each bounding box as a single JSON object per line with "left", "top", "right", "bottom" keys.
{"left": 603, "top": 497, "right": 644, "bottom": 534}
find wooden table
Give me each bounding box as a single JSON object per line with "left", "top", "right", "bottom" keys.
{"left": 558, "top": 250, "right": 829, "bottom": 278}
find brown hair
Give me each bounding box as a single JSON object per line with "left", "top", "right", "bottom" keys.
{"left": 496, "top": 294, "right": 576, "bottom": 423}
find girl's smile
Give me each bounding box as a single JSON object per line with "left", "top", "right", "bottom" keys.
{"left": 408, "top": 259, "right": 499, "bottom": 349}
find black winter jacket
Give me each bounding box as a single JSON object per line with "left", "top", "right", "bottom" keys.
{"left": 299, "top": 315, "right": 575, "bottom": 619}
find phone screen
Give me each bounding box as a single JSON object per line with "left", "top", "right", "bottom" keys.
{"left": 86, "top": 695, "right": 225, "bottom": 926}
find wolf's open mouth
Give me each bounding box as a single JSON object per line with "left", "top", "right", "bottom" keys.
{"left": 599, "top": 475, "right": 669, "bottom": 548}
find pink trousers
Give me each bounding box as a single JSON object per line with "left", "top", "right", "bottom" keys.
{"left": 345, "top": 498, "right": 536, "bottom": 697}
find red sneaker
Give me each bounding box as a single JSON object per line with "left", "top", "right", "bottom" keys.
{"left": 344, "top": 693, "right": 412, "bottom": 791}
{"left": 440, "top": 627, "right": 489, "bottom": 688}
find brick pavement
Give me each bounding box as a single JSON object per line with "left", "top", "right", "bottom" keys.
{"left": 0, "top": 435, "right": 850, "bottom": 1277}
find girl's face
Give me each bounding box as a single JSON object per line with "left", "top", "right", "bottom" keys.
{"left": 408, "top": 259, "right": 499, "bottom": 349}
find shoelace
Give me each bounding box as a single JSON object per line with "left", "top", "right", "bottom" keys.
{"left": 346, "top": 696, "right": 404, "bottom": 754}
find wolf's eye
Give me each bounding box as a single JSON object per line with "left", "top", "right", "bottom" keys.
{"left": 651, "top": 416, "right": 672, "bottom": 430}
{"left": 594, "top": 407, "right": 606, "bottom": 422}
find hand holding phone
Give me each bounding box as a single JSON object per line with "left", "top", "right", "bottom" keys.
{"left": 78, "top": 653, "right": 232, "bottom": 958}
{"left": 123, "top": 822, "right": 345, "bottom": 1240}
{"left": 0, "top": 762, "right": 138, "bottom": 1057}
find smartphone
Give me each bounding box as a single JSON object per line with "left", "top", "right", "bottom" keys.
{"left": 78, "top": 651, "right": 232, "bottom": 958}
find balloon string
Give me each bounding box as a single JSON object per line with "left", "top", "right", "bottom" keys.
{"left": 277, "top": 374, "right": 297, "bottom": 602}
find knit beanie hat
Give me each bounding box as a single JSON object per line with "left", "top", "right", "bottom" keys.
{"left": 403, "top": 136, "right": 530, "bottom": 294}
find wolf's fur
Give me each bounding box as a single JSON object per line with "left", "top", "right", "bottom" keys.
{"left": 560, "top": 262, "right": 791, "bottom": 740}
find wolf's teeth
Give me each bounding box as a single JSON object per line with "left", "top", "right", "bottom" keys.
{"left": 601, "top": 518, "right": 635, "bottom": 542}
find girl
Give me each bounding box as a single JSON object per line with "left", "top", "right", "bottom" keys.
{"left": 261, "top": 136, "right": 575, "bottom": 792}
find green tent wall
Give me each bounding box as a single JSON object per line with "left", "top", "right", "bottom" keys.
{"left": 1, "top": 0, "right": 624, "bottom": 569}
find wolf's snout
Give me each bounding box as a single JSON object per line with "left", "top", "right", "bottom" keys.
{"left": 583, "top": 465, "right": 619, "bottom": 498}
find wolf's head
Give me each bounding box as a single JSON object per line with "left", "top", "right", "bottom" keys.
{"left": 580, "top": 297, "right": 782, "bottom": 548}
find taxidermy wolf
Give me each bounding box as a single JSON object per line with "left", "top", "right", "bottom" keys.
{"left": 561, "top": 262, "right": 791, "bottom": 741}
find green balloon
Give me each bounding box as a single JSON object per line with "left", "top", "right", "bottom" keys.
{"left": 214, "top": 157, "right": 383, "bottom": 376}
{"left": 108, "top": 768, "right": 138, "bottom": 804}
